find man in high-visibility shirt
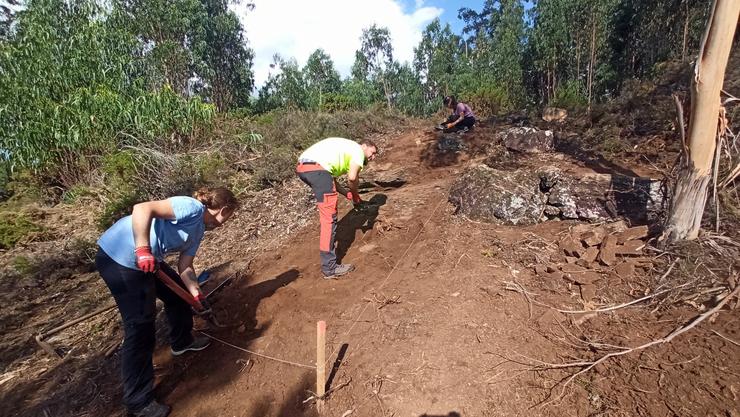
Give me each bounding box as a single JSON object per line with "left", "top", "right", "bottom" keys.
{"left": 296, "top": 137, "right": 378, "bottom": 279}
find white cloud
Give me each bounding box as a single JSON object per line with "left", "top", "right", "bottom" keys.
{"left": 231, "top": 0, "right": 443, "bottom": 89}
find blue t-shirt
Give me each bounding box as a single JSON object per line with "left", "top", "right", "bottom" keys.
{"left": 97, "top": 196, "right": 206, "bottom": 270}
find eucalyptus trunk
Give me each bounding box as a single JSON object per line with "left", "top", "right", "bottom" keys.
{"left": 660, "top": 0, "right": 740, "bottom": 244}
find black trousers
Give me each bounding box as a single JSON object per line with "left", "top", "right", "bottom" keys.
{"left": 445, "top": 114, "right": 476, "bottom": 130}
{"left": 95, "top": 248, "right": 194, "bottom": 412}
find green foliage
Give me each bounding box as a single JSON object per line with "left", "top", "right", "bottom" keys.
{"left": 597, "top": 134, "right": 628, "bottom": 156}
{"left": 62, "top": 185, "right": 96, "bottom": 204}
{"left": 110, "top": 0, "right": 255, "bottom": 109}
{"left": 193, "top": 0, "right": 255, "bottom": 110}
{"left": 339, "top": 79, "right": 383, "bottom": 111}
{"left": 414, "top": 19, "right": 462, "bottom": 104}
{"left": 460, "top": 84, "right": 513, "bottom": 117}
{"left": 255, "top": 56, "right": 309, "bottom": 113}
{"left": 12, "top": 255, "right": 38, "bottom": 275}
{"left": 304, "top": 49, "right": 342, "bottom": 110}
{"left": 194, "top": 153, "right": 227, "bottom": 184}
{"left": 0, "top": 212, "right": 43, "bottom": 249}
{"left": 321, "top": 92, "right": 354, "bottom": 112}
{"left": 356, "top": 25, "right": 395, "bottom": 109}
{"left": 550, "top": 81, "right": 588, "bottom": 109}
{"left": 489, "top": 0, "right": 525, "bottom": 103}
{"left": 0, "top": 0, "right": 216, "bottom": 185}
{"left": 102, "top": 150, "right": 138, "bottom": 187}
{"left": 97, "top": 190, "right": 142, "bottom": 231}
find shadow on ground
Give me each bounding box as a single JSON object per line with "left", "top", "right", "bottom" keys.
{"left": 336, "top": 194, "right": 387, "bottom": 262}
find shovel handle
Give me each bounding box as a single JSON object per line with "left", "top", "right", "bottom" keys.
{"left": 155, "top": 268, "right": 203, "bottom": 311}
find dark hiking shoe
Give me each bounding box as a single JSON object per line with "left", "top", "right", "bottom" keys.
{"left": 132, "top": 400, "right": 170, "bottom": 417}
{"left": 323, "top": 264, "right": 355, "bottom": 279}
{"left": 171, "top": 335, "right": 211, "bottom": 356}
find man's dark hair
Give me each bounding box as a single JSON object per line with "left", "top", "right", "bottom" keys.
{"left": 443, "top": 95, "right": 457, "bottom": 107}
{"left": 360, "top": 139, "right": 378, "bottom": 150}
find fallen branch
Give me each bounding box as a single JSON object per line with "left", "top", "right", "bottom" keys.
{"left": 535, "top": 284, "right": 740, "bottom": 405}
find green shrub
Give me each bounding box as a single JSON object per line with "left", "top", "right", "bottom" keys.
{"left": 194, "top": 153, "right": 228, "bottom": 184}
{"left": 250, "top": 146, "right": 296, "bottom": 189}
{"left": 462, "top": 84, "right": 513, "bottom": 118}
{"left": 597, "top": 133, "right": 628, "bottom": 156}
{"left": 12, "top": 255, "right": 37, "bottom": 275}
{"left": 102, "top": 150, "right": 138, "bottom": 185}
{"left": 62, "top": 185, "right": 96, "bottom": 204}
{"left": 96, "top": 190, "right": 141, "bottom": 231}
{"left": 321, "top": 93, "right": 353, "bottom": 112}
{"left": 0, "top": 212, "right": 44, "bottom": 249}
{"left": 550, "top": 81, "right": 588, "bottom": 110}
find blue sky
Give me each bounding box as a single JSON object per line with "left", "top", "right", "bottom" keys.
{"left": 401, "top": 0, "right": 535, "bottom": 32}
{"left": 400, "top": 0, "right": 488, "bottom": 33}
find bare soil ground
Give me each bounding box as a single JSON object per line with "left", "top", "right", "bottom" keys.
{"left": 1, "top": 120, "right": 739, "bottom": 417}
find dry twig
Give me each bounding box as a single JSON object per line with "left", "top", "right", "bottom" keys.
{"left": 362, "top": 293, "right": 401, "bottom": 310}
{"left": 711, "top": 329, "right": 740, "bottom": 347}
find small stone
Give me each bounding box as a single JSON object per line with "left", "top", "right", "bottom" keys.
{"left": 571, "top": 224, "right": 593, "bottom": 236}
{"left": 599, "top": 234, "right": 618, "bottom": 266}
{"left": 581, "top": 228, "right": 606, "bottom": 247}
{"left": 451, "top": 292, "right": 460, "bottom": 297}
{"left": 614, "top": 261, "right": 636, "bottom": 279}
{"left": 615, "top": 240, "right": 645, "bottom": 255}
{"left": 237, "top": 325, "right": 246, "bottom": 333}
{"left": 561, "top": 264, "right": 588, "bottom": 273}
{"left": 616, "top": 225, "right": 649, "bottom": 244}
{"left": 575, "top": 259, "right": 591, "bottom": 268}
{"left": 579, "top": 284, "right": 597, "bottom": 301}
{"left": 581, "top": 246, "right": 600, "bottom": 263}
{"left": 539, "top": 271, "right": 564, "bottom": 281}
{"left": 560, "top": 237, "right": 585, "bottom": 257}
{"left": 565, "top": 256, "right": 578, "bottom": 264}
{"left": 566, "top": 271, "right": 602, "bottom": 285}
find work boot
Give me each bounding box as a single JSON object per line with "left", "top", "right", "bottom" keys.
{"left": 171, "top": 335, "right": 211, "bottom": 356}
{"left": 324, "top": 264, "right": 355, "bottom": 279}
{"left": 132, "top": 400, "right": 170, "bottom": 417}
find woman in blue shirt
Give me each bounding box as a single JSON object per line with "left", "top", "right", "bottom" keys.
{"left": 96, "top": 186, "right": 238, "bottom": 417}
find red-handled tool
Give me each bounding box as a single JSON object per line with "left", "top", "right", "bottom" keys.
{"left": 155, "top": 268, "right": 222, "bottom": 327}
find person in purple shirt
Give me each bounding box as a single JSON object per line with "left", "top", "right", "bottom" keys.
{"left": 441, "top": 95, "right": 476, "bottom": 132}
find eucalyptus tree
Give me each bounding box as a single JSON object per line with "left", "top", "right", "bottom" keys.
{"left": 414, "top": 19, "right": 462, "bottom": 107}
{"left": 356, "top": 24, "right": 395, "bottom": 109}
{"left": 303, "top": 48, "right": 341, "bottom": 111}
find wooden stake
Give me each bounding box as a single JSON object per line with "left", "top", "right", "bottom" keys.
{"left": 316, "top": 321, "right": 326, "bottom": 400}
